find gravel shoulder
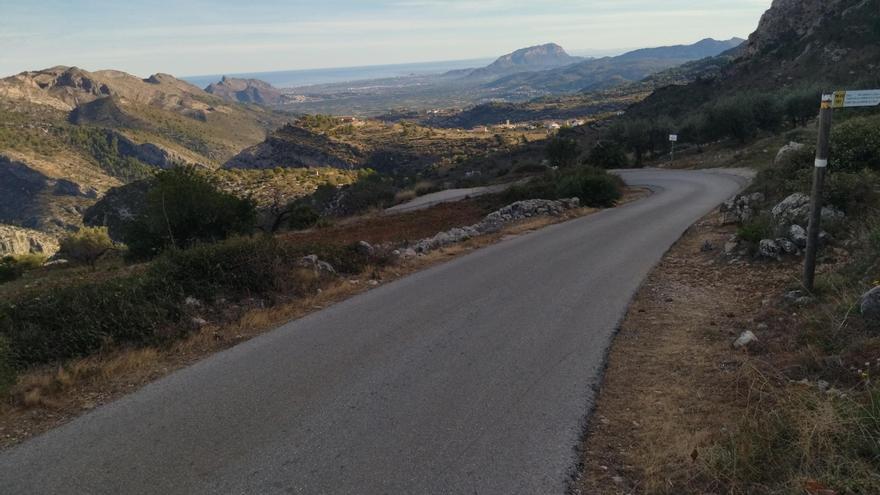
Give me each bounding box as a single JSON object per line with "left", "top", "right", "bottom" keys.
{"left": 574, "top": 209, "right": 793, "bottom": 494}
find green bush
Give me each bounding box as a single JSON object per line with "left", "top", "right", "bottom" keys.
{"left": 545, "top": 137, "right": 581, "bottom": 168}
{"left": 59, "top": 226, "right": 114, "bottom": 268}
{"left": 152, "top": 236, "right": 295, "bottom": 301}
{"left": 0, "top": 274, "right": 182, "bottom": 366}
{"left": 0, "top": 335, "right": 15, "bottom": 395}
{"left": 832, "top": 115, "right": 880, "bottom": 172}
{"left": 0, "top": 257, "right": 23, "bottom": 283}
{"left": 0, "top": 254, "right": 46, "bottom": 283}
{"left": 302, "top": 172, "right": 398, "bottom": 216}
{"left": 124, "top": 166, "right": 257, "bottom": 259}
{"left": 586, "top": 140, "right": 629, "bottom": 169}
{"left": 823, "top": 170, "right": 880, "bottom": 215}
{"left": 738, "top": 214, "right": 773, "bottom": 244}
{"left": 0, "top": 234, "right": 381, "bottom": 369}
{"left": 503, "top": 166, "right": 622, "bottom": 207}
{"left": 286, "top": 204, "right": 320, "bottom": 231}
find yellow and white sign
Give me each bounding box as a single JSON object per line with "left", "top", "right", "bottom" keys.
{"left": 830, "top": 89, "right": 880, "bottom": 108}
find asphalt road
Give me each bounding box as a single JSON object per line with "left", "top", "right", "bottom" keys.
{"left": 385, "top": 183, "right": 512, "bottom": 214}
{"left": 0, "top": 169, "right": 747, "bottom": 494}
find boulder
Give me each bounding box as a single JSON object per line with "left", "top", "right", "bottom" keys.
{"left": 720, "top": 192, "right": 765, "bottom": 225}
{"left": 733, "top": 331, "right": 758, "bottom": 349}
{"left": 771, "top": 193, "right": 845, "bottom": 231}
{"left": 788, "top": 224, "right": 808, "bottom": 248}
{"left": 0, "top": 225, "right": 59, "bottom": 256}
{"left": 774, "top": 141, "right": 805, "bottom": 165}
{"left": 861, "top": 287, "right": 880, "bottom": 325}
{"left": 356, "top": 240, "right": 375, "bottom": 256}
{"left": 758, "top": 239, "right": 781, "bottom": 259}
{"left": 776, "top": 237, "right": 799, "bottom": 255}
{"left": 297, "top": 254, "right": 336, "bottom": 275}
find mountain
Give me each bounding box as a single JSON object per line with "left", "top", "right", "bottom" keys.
{"left": 465, "top": 43, "right": 581, "bottom": 78}
{"left": 0, "top": 66, "right": 284, "bottom": 247}
{"left": 204, "top": 76, "right": 286, "bottom": 105}
{"left": 487, "top": 37, "right": 746, "bottom": 95}
{"left": 628, "top": 0, "right": 880, "bottom": 119}
{"left": 613, "top": 38, "right": 744, "bottom": 62}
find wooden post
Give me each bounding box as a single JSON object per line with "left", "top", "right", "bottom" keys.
{"left": 803, "top": 95, "right": 834, "bottom": 292}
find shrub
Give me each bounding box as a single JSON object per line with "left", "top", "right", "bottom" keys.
{"left": 0, "top": 335, "right": 15, "bottom": 395}
{"left": 737, "top": 214, "right": 773, "bottom": 244}
{"left": 0, "top": 254, "right": 46, "bottom": 283}
{"left": 0, "top": 274, "right": 182, "bottom": 366}
{"left": 503, "top": 166, "right": 622, "bottom": 207}
{"left": 59, "top": 226, "right": 114, "bottom": 268}
{"left": 286, "top": 204, "right": 320, "bottom": 231}
{"left": 124, "top": 166, "right": 257, "bottom": 259}
{"left": 586, "top": 140, "right": 629, "bottom": 169}
{"left": 152, "top": 236, "right": 297, "bottom": 301}
{"left": 832, "top": 115, "right": 880, "bottom": 172}
{"left": 545, "top": 137, "right": 581, "bottom": 168}
{"left": 0, "top": 234, "right": 382, "bottom": 369}
{"left": 0, "top": 257, "right": 23, "bottom": 283}
{"left": 823, "top": 170, "right": 880, "bottom": 215}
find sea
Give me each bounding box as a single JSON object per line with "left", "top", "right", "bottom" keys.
{"left": 182, "top": 57, "right": 496, "bottom": 90}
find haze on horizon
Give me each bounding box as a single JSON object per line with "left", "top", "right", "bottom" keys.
{"left": 0, "top": 0, "right": 773, "bottom": 79}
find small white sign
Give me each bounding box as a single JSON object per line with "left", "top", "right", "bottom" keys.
{"left": 669, "top": 134, "right": 678, "bottom": 142}
{"left": 831, "top": 89, "right": 880, "bottom": 108}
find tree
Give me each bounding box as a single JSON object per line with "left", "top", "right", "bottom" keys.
{"left": 124, "top": 166, "right": 257, "bottom": 259}
{"left": 545, "top": 137, "right": 581, "bottom": 168}
{"left": 783, "top": 87, "right": 822, "bottom": 128}
{"left": 59, "top": 226, "right": 114, "bottom": 269}
{"left": 586, "top": 140, "right": 629, "bottom": 169}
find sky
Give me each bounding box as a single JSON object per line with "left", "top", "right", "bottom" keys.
{"left": 0, "top": 0, "right": 773, "bottom": 78}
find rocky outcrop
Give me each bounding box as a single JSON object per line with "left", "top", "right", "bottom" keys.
{"left": 770, "top": 193, "right": 845, "bottom": 232}
{"left": 411, "top": 198, "right": 580, "bottom": 253}
{"left": 0, "top": 225, "right": 59, "bottom": 256}
{"left": 774, "top": 142, "right": 806, "bottom": 165}
{"left": 223, "top": 124, "right": 361, "bottom": 170}
{"left": 720, "top": 192, "right": 764, "bottom": 225}
{"left": 745, "top": 0, "right": 849, "bottom": 59}
{"left": 205, "top": 76, "right": 286, "bottom": 106}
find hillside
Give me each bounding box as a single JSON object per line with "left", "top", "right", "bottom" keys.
{"left": 224, "top": 116, "right": 544, "bottom": 174}
{"left": 629, "top": 0, "right": 880, "bottom": 119}
{"left": 205, "top": 76, "right": 287, "bottom": 105}
{"left": 0, "top": 66, "right": 285, "bottom": 249}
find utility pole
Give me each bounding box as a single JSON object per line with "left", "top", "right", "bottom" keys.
{"left": 803, "top": 95, "right": 833, "bottom": 291}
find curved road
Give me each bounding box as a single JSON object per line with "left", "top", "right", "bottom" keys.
{"left": 0, "top": 169, "right": 746, "bottom": 494}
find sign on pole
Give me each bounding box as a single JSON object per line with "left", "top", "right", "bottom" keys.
{"left": 804, "top": 89, "right": 880, "bottom": 291}
{"left": 830, "top": 89, "right": 880, "bottom": 108}
{"left": 669, "top": 134, "right": 678, "bottom": 142}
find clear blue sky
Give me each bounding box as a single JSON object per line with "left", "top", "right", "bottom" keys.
{"left": 0, "top": 0, "right": 773, "bottom": 78}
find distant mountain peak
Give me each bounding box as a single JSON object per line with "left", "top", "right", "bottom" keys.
{"left": 204, "top": 76, "right": 284, "bottom": 105}
{"left": 489, "top": 43, "right": 577, "bottom": 70}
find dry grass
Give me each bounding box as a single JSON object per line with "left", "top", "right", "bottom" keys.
{"left": 576, "top": 211, "right": 793, "bottom": 494}
{"left": 576, "top": 206, "right": 880, "bottom": 494}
